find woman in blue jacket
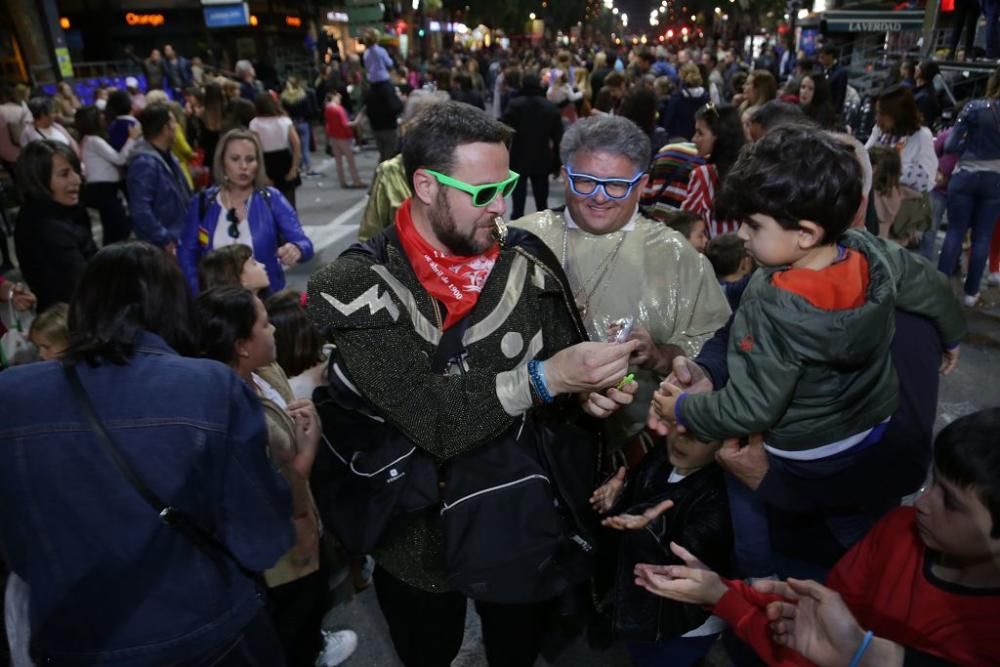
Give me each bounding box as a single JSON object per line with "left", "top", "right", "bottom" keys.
{"left": 180, "top": 128, "right": 314, "bottom": 295}
{"left": 938, "top": 67, "right": 1000, "bottom": 307}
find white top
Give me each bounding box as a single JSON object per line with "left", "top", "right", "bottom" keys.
{"left": 252, "top": 372, "right": 287, "bottom": 410}
{"left": 865, "top": 125, "right": 938, "bottom": 193}
{"left": 212, "top": 198, "right": 255, "bottom": 250}
{"left": 81, "top": 135, "right": 135, "bottom": 183}
{"left": 20, "top": 123, "right": 72, "bottom": 148}
{"left": 249, "top": 116, "right": 293, "bottom": 152}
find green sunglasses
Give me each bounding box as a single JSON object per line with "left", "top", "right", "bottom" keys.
{"left": 424, "top": 169, "right": 520, "bottom": 207}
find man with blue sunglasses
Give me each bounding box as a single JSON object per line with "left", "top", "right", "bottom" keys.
{"left": 514, "top": 115, "right": 731, "bottom": 471}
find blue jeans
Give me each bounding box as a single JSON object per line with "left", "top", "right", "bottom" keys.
{"left": 294, "top": 120, "right": 312, "bottom": 170}
{"left": 985, "top": 0, "right": 1000, "bottom": 58}
{"left": 919, "top": 189, "right": 948, "bottom": 261}
{"left": 627, "top": 634, "right": 719, "bottom": 667}
{"left": 725, "top": 471, "right": 775, "bottom": 578}
{"left": 938, "top": 169, "right": 1000, "bottom": 296}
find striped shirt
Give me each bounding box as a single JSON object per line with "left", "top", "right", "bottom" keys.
{"left": 682, "top": 164, "right": 740, "bottom": 237}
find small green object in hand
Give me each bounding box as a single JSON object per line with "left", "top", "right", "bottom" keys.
{"left": 615, "top": 374, "right": 635, "bottom": 391}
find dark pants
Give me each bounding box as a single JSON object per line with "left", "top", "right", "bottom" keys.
{"left": 950, "top": 0, "right": 981, "bottom": 58}
{"left": 268, "top": 569, "right": 331, "bottom": 667}
{"left": 985, "top": 0, "right": 1000, "bottom": 57}
{"left": 85, "top": 181, "right": 131, "bottom": 245}
{"left": 373, "top": 566, "right": 545, "bottom": 667}
{"left": 511, "top": 172, "right": 550, "bottom": 220}
{"left": 627, "top": 634, "right": 718, "bottom": 667}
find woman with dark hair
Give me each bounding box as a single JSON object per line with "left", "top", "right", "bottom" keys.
{"left": 199, "top": 81, "right": 226, "bottom": 169}
{"left": 682, "top": 103, "right": 746, "bottom": 236}
{"left": 799, "top": 73, "right": 838, "bottom": 129}
{"left": 250, "top": 93, "right": 302, "bottom": 207}
{"left": 179, "top": 128, "right": 313, "bottom": 295}
{"left": 864, "top": 84, "right": 937, "bottom": 195}
{"left": 105, "top": 88, "right": 139, "bottom": 151}
{"left": 264, "top": 289, "right": 327, "bottom": 399}
{"left": 0, "top": 241, "right": 293, "bottom": 666}
{"left": 198, "top": 243, "right": 271, "bottom": 294}
{"left": 222, "top": 97, "right": 257, "bottom": 133}
{"left": 14, "top": 140, "right": 96, "bottom": 310}
{"left": 619, "top": 85, "right": 669, "bottom": 163}
{"left": 195, "top": 286, "right": 358, "bottom": 667}
{"left": 76, "top": 104, "right": 139, "bottom": 244}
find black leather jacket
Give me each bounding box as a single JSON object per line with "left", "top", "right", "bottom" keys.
{"left": 611, "top": 448, "right": 732, "bottom": 641}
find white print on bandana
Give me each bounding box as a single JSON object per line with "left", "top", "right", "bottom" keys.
{"left": 422, "top": 252, "right": 497, "bottom": 300}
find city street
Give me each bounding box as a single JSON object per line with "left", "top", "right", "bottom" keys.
{"left": 292, "top": 144, "right": 1000, "bottom": 667}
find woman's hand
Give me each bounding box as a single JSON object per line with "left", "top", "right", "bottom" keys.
{"left": 288, "top": 399, "right": 321, "bottom": 478}
{"left": 278, "top": 243, "right": 302, "bottom": 267}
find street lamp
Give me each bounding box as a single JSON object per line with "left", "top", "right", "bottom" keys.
{"left": 621, "top": 12, "right": 628, "bottom": 26}
{"left": 529, "top": 11, "right": 536, "bottom": 19}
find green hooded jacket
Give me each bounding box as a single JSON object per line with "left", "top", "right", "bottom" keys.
{"left": 678, "top": 229, "right": 966, "bottom": 453}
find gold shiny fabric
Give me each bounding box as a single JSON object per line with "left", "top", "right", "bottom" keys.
{"left": 514, "top": 209, "right": 731, "bottom": 451}
{"left": 358, "top": 153, "right": 410, "bottom": 241}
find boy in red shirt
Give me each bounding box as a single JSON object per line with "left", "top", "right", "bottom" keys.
{"left": 633, "top": 408, "right": 1000, "bottom": 667}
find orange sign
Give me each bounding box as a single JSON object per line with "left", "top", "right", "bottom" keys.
{"left": 125, "top": 12, "right": 165, "bottom": 27}
{"left": 285, "top": 16, "right": 302, "bottom": 27}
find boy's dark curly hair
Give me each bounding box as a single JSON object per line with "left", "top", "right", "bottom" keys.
{"left": 715, "top": 126, "right": 861, "bottom": 243}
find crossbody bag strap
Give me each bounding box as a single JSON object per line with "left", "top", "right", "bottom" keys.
{"left": 62, "top": 363, "right": 256, "bottom": 579}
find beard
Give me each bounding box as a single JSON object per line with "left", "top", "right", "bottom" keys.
{"left": 428, "top": 189, "right": 494, "bottom": 257}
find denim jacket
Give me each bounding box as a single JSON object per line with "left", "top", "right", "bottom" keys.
{"left": 945, "top": 98, "right": 1000, "bottom": 162}
{"left": 0, "top": 333, "right": 293, "bottom": 665}
{"left": 178, "top": 185, "right": 315, "bottom": 294}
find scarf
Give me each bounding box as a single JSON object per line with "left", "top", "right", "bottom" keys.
{"left": 394, "top": 198, "right": 499, "bottom": 330}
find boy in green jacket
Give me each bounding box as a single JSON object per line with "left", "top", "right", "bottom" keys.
{"left": 651, "top": 126, "right": 966, "bottom": 577}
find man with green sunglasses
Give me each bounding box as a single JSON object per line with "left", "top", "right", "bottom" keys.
{"left": 307, "top": 101, "right": 642, "bottom": 667}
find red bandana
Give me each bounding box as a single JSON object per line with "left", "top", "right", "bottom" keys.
{"left": 394, "top": 198, "right": 499, "bottom": 330}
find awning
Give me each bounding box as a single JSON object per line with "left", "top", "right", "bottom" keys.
{"left": 822, "top": 10, "right": 925, "bottom": 32}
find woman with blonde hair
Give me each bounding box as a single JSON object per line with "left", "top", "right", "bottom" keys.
{"left": 178, "top": 128, "right": 313, "bottom": 294}
{"left": 663, "top": 62, "right": 710, "bottom": 140}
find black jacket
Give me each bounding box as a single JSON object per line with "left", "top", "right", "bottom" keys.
{"left": 825, "top": 63, "right": 849, "bottom": 113}
{"left": 914, "top": 83, "right": 940, "bottom": 129}
{"left": 611, "top": 448, "right": 732, "bottom": 641}
{"left": 14, "top": 197, "right": 97, "bottom": 311}
{"left": 502, "top": 88, "right": 563, "bottom": 176}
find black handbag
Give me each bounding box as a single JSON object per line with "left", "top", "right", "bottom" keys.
{"left": 62, "top": 363, "right": 257, "bottom": 580}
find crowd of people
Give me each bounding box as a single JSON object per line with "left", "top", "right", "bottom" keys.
{"left": 0, "top": 28, "right": 998, "bottom": 667}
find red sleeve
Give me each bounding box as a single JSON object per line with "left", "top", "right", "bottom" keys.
{"left": 682, "top": 165, "right": 715, "bottom": 219}
{"left": 712, "top": 579, "right": 814, "bottom": 667}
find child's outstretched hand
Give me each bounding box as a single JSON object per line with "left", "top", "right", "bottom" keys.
{"left": 634, "top": 542, "right": 728, "bottom": 606}
{"left": 601, "top": 499, "right": 674, "bottom": 531}
{"left": 590, "top": 466, "right": 627, "bottom": 514}
{"left": 650, "top": 382, "right": 684, "bottom": 423}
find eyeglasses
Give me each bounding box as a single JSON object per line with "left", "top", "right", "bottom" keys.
{"left": 226, "top": 208, "right": 240, "bottom": 239}
{"left": 564, "top": 165, "right": 645, "bottom": 200}
{"left": 423, "top": 169, "right": 520, "bottom": 207}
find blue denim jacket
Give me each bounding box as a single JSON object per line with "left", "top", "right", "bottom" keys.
{"left": 945, "top": 98, "right": 1000, "bottom": 162}
{"left": 126, "top": 141, "right": 193, "bottom": 247}
{"left": 0, "top": 333, "right": 293, "bottom": 665}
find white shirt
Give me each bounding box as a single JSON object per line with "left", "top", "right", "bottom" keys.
{"left": 81, "top": 135, "right": 135, "bottom": 183}
{"left": 249, "top": 116, "right": 293, "bottom": 152}
{"left": 20, "top": 123, "right": 72, "bottom": 148}
{"left": 865, "top": 125, "right": 938, "bottom": 193}
{"left": 211, "top": 198, "right": 255, "bottom": 250}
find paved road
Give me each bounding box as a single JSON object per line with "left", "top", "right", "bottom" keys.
{"left": 291, "top": 145, "right": 999, "bottom": 667}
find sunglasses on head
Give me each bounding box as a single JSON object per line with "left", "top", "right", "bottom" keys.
{"left": 564, "top": 165, "right": 645, "bottom": 200}
{"left": 226, "top": 208, "right": 240, "bottom": 239}
{"left": 424, "top": 169, "right": 520, "bottom": 207}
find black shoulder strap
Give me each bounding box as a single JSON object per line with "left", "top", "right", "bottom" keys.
{"left": 198, "top": 190, "right": 207, "bottom": 222}
{"left": 63, "top": 363, "right": 256, "bottom": 579}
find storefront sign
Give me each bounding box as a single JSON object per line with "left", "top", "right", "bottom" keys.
{"left": 285, "top": 16, "right": 302, "bottom": 27}
{"left": 823, "top": 10, "right": 924, "bottom": 33}
{"left": 327, "top": 11, "right": 349, "bottom": 22}
{"left": 125, "top": 12, "right": 165, "bottom": 26}
{"left": 204, "top": 3, "right": 249, "bottom": 28}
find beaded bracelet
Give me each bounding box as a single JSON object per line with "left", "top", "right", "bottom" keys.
{"left": 848, "top": 630, "right": 874, "bottom": 667}
{"left": 527, "top": 359, "right": 554, "bottom": 404}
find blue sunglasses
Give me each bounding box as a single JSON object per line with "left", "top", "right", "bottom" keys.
{"left": 564, "top": 165, "right": 645, "bottom": 200}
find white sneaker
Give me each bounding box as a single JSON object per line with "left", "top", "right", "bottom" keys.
{"left": 988, "top": 272, "right": 1000, "bottom": 287}
{"left": 963, "top": 293, "right": 980, "bottom": 307}
{"left": 316, "top": 629, "right": 358, "bottom": 666}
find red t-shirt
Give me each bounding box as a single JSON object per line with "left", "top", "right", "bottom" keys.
{"left": 324, "top": 102, "right": 353, "bottom": 140}
{"left": 713, "top": 507, "right": 1000, "bottom": 666}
